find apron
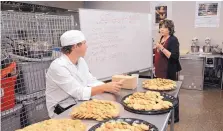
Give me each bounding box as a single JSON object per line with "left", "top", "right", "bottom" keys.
{"left": 154, "top": 40, "right": 169, "bottom": 78}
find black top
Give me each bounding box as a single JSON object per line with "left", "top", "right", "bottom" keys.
{"left": 160, "top": 35, "right": 182, "bottom": 80}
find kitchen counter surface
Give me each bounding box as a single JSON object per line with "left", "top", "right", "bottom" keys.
{"left": 180, "top": 53, "right": 223, "bottom": 58}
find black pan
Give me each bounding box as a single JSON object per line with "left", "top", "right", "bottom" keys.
{"left": 121, "top": 92, "right": 178, "bottom": 115}
{"left": 89, "top": 118, "right": 159, "bottom": 131}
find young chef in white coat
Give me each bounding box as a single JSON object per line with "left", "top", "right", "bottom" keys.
{"left": 46, "top": 30, "right": 123, "bottom": 118}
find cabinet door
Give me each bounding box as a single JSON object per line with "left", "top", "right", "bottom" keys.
{"left": 179, "top": 57, "right": 204, "bottom": 90}
{"left": 181, "top": 75, "right": 203, "bottom": 90}
{"left": 180, "top": 57, "right": 204, "bottom": 76}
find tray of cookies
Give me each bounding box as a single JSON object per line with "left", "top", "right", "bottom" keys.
{"left": 121, "top": 91, "right": 177, "bottom": 115}
{"left": 16, "top": 119, "right": 86, "bottom": 131}
{"left": 89, "top": 118, "right": 159, "bottom": 131}
{"left": 142, "top": 78, "right": 177, "bottom": 91}
{"left": 70, "top": 99, "right": 120, "bottom": 121}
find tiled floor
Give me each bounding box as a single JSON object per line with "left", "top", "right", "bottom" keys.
{"left": 168, "top": 88, "right": 223, "bottom": 131}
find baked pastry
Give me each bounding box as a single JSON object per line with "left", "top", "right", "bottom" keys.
{"left": 16, "top": 119, "right": 86, "bottom": 131}
{"left": 95, "top": 120, "right": 149, "bottom": 131}
{"left": 70, "top": 99, "right": 120, "bottom": 121}
{"left": 142, "top": 78, "right": 176, "bottom": 91}
{"left": 124, "top": 91, "right": 173, "bottom": 111}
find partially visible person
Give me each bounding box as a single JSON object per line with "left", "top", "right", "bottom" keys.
{"left": 154, "top": 19, "right": 182, "bottom": 123}
{"left": 45, "top": 30, "right": 124, "bottom": 118}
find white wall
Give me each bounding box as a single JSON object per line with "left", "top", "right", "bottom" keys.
{"left": 173, "top": 1, "right": 223, "bottom": 52}
{"left": 84, "top": 1, "right": 150, "bottom": 13}
{"left": 84, "top": 1, "right": 223, "bottom": 52}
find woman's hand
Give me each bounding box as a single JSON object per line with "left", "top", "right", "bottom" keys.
{"left": 156, "top": 42, "right": 171, "bottom": 58}
{"left": 156, "top": 42, "right": 164, "bottom": 50}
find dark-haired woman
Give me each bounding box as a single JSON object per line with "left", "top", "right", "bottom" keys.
{"left": 154, "top": 19, "right": 181, "bottom": 123}
{"left": 155, "top": 19, "right": 181, "bottom": 81}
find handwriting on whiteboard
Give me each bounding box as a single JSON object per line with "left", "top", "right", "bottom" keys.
{"left": 86, "top": 51, "right": 126, "bottom": 64}
{"left": 84, "top": 12, "right": 141, "bottom": 65}
{"left": 86, "top": 28, "right": 123, "bottom": 47}
{"left": 96, "top": 13, "right": 141, "bottom": 25}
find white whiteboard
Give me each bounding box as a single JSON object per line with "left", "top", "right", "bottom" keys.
{"left": 79, "top": 9, "right": 153, "bottom": 80}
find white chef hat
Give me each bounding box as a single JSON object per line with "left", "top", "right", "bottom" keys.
{"left": 60, "top": 30, "right": 86, "bottom": 47}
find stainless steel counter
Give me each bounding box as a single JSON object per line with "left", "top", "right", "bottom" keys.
{"left": 180, "top": 54, "right": 223, "bottom": 90}
{"left": 179, "top": 56, "right": 205, "bottom": 90}
{"left": 54, "top": 78, "right": 182, "bottom": 131}
{"left": 181, "top": 53, "right": 223, "bottom": 58}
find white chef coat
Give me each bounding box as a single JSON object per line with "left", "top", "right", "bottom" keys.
{"left": 45, "top": 54, "right": 104, "bottom": 118}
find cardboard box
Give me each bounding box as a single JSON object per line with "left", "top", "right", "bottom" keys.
{"left": 112, "top": 75, "right": 137, "bottom": 89}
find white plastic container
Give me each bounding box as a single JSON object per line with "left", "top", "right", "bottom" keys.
{"left": 52, "top": 47, "right": 62, "bottom": 59}
{"left": 131, "top": 74, "right": 139, "bottom": 85}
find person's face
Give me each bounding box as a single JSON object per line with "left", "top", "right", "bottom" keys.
{"left": 159, "top": 6, "right": 165, "bottom": 13}
{"left": 160, "top": 7, "right": 164, "bottom": 11}
{"left": 159, "top": 25, "right": 170, "bottom": 36}
{"left": 74, "top": 40, "right": 88, "bottom": 57}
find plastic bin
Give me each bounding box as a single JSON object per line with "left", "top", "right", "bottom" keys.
{"left": 1, "top": 62, "right": 16, "bottom": 78}
{"left": 1, "top": 104, "right": 22, "bottom": 131}
{"left": 22, "top": 96, "right": 49, "bottom": 124}
{"left": 1, "top": 75, "right": 17, "bottom": 111}
{"left": 1, "top": 62, "right": 17, "bottom": 111}
{"left": 16, "top": 61, "right": 51, "bottom": 94}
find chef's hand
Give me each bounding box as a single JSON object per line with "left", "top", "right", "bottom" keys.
{"left": 156, "top": 42, "right": 164, "bottom": 50}
{"left": 104, "top": 80, "right": 124, "bottom": 94}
